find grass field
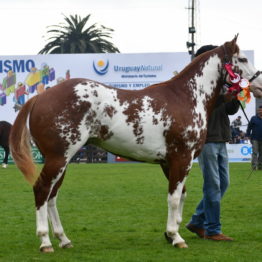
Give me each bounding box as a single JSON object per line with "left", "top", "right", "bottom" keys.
{"left": 0, "top": 162, "right": 261, "bottom": 262}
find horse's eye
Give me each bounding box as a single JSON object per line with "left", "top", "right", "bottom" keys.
{"left": 238, "top": 57, "right": 248, "bottom": 63}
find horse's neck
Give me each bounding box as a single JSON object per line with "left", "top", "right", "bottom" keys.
{"left": 171, "top": 56, "right": 223, "bottom": 124}
{"left": 185, "top": 56, "right": 223, "bottom": 107}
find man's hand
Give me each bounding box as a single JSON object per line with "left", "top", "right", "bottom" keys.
{"left": 224, "top": 91, "right": 238, "bottom": 102}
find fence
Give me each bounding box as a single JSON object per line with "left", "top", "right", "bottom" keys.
{"left": 0, "top": 146, "right": 44, "bottom": 164}
{"left": 0, "top": 144, "right": 252, "bottom": 164}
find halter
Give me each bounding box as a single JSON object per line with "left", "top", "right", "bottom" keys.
{"left": 249, "top": 70, "right": 262, "bottom": 82}
{"left": 221, "top": 44, "right": 260, "bottom": 124}
{"left": 222, "top": 44, "right": 261, "bottom": 86}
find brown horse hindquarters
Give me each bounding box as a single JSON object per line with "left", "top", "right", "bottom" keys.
{"left": 29, "top": 79, "right": 90, "bottom": 160}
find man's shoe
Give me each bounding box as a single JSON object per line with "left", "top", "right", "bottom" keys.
{"left": 204, "top": 233, "right": 233, "bottom": 241}
{"left": 186, "top": 223, "right": 205, "bottom": 238}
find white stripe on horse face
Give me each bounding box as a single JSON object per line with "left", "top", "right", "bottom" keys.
{"left": 232, "top": 51, "right": 255, "bottom": 80}
{"left": 72, "top": 82, "right": 172, "bottom": 162}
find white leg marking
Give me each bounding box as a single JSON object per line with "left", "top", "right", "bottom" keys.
{"left": 48, "top": 196, "right": 72, "bottom": 248}
{"left": 166, "top": 178, "right": 187, "bottom": 246}
{"left": 36, "top": 202, "right": 52, "bottom": 250}
{"left": 177, "top": 192, "right": 187, "bottom": 227}
{"left": 36, "top": 167, "right": 67, "bottom": 251}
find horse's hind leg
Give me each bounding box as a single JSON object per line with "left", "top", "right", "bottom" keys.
{"left": 47, "top": 171, "right": 72, "bottom": 249}
{"left": 33, "top": 157, "right": 68, "bottom": 252}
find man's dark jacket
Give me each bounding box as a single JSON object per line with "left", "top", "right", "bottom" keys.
{"left": 205, "top": 96, "right": 239, "bottom": 143}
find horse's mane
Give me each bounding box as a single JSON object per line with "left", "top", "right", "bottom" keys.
{"left": 146, "top": 47, "right": 221, "bottom": 89}
{"left": 178, "top": 39, "right": 239, "bottom": 77}
{"left": 146, "top": 38, "right": 240, "bottom": 90}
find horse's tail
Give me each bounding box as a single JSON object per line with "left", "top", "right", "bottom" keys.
{"left": 9, "top": 96, "right": 39, "bottom": 185}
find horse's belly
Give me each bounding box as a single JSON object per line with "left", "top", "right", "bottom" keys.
{"left": 96, "top": 123, "right": 168, "bottom": 163}
{"left": 100, "top": 137, "right": 167, "bottom": 163}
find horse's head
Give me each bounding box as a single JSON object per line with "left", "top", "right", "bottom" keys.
{"left": 224, "top": 36, "right": 262, "bottom": 98}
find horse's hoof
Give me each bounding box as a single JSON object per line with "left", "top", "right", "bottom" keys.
{"left": 164, "top": 233, "right": 188, "bottom": 248}
{"left": 40, "top": 246, "right": 54, "bottom": 253}
{"left": 164, "top": 232, "right": 173, "bottom": 244}
{"left": 175, "top": 242, "right": 188, "bottom": 248}
{"left": 61, "top": 242, "right": 73, "bottom": 249}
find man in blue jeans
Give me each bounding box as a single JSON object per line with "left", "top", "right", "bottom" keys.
{"left": 186, "top": 45, "right": 240, "bottom": 241}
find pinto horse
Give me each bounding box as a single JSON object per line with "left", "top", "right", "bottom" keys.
{"left": 9, "top": 37, "right": 262, "bottom": 252}
{"left": 0, "top": 121, "right": 12, "bottom": 168}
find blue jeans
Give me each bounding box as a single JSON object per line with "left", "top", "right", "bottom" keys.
{"left": 189, "top": 142, "right": 229, "bottom": 235}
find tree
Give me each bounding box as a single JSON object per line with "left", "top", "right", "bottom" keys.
{"left": 39, "top": 14, "right": 120, "bottom": 54}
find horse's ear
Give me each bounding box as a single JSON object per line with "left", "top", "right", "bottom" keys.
{"left": 232, "top": 34, "right": 239, "bottom": 44}
{"left": 227, "top": 34, "right": 239, "bottom": 54}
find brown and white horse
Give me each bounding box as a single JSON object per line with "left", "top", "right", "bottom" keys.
{"left": 9, "top": 37, "right": 262, "bottom": 252}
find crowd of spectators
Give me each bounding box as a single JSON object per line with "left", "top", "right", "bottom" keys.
{"left": 230, "top": 116, "right": 250, "bottom": 144}
{"left": 71, "top": 144, "right": 108, "bottom": 163}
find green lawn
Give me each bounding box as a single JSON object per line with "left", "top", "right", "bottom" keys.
{"left": 0, "top": 163, "right": 261, "bottom": 262}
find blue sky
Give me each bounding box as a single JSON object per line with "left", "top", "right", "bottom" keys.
{"left": 0, "top": 0, "right": 262, "bottom": 68}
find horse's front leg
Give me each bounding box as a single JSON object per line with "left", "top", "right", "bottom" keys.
{"left": 164, "top": 159, "right": 190, "bottom": 248}
{"left": 177, "top": 186, "right": 187, "bottom": 230}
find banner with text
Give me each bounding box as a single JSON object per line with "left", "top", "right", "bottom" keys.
{"left": 0, "top": 52, "right": 190, "bottom": 123}
{"left": 0, "top": 51, "right": 255, "bottom": 126}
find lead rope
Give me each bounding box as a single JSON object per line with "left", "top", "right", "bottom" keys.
{"left": 247, "top": 168, "right": 255, "bottom": 180}
{"left": 238, "top": 101, "right": 250, "bottom": 125}
{"left": 233, "top": 100, "right": 254, "bottom": 179}
{"left": 237, "top": 102, "right": 255, "bottom": 179}
{"left": 236, "top": 101, "right": 254, "bottom": 179}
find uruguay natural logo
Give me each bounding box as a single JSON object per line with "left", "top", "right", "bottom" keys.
{"left": 93, "top": 59, "right": 109, "bottom": 75}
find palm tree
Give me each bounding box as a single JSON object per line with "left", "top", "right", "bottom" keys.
{"left": 39, "top": 14, "right": 120, "bottom": 54}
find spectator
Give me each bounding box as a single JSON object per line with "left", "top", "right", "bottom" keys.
{"left": 231, "top": 116, "right": 242, "bottom": 142}
{"left": 246, "top": 106, "right": 262, "bottom": 170}
{"left": 232, "top": 116, "right": 242, "bottom": 129}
